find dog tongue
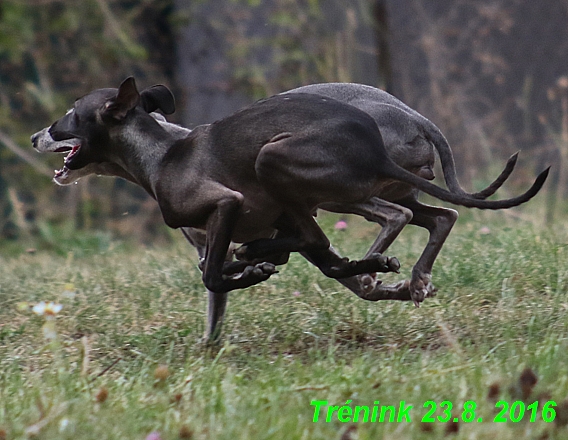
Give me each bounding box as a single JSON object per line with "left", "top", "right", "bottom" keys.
{"left": 65, "top": 145, "right": 80, "bottom": 163}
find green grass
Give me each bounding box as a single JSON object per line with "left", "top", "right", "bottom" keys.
{"left": 1, "top": 209, "right": 568, "bottom": 439}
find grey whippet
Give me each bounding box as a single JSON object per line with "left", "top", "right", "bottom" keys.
{"left": 33, "top": 78, "right": 545, "bottom": 342}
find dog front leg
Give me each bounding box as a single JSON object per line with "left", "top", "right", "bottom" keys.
{"left": 180, "top": 227, "right": 228, "bottom": 343}
{"left": 180, "top": 226, "right": 283, "bottom": 342}
{"left": 205, "top": 290, "right": 228, "bottom": 343}
{"left": 202, "top": 194, "right": 278, "bottom": 293}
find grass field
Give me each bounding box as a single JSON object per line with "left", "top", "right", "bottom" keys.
{"left": 1, "top": 207, "right": 568, "bottom": 439}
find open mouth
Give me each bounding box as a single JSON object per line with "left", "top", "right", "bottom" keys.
{"left": 54, "top": 144, "right": 81, "bottom": 180}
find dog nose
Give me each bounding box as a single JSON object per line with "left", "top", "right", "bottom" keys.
{"left": 31, "top": 132, "right": 39, "bottom": 148}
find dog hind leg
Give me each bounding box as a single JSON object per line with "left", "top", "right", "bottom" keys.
{"left": 336, "top": 197, "right": 457, "bottom": 305}
{"left": 235, "top": 210, "right": 397, "bottom": 278}
{"left": 308, "top": 197, "right": 453, "bottom": 306}
{"left": 319, "top": 197, "right": 412, "bottom": 293}
{"left": 396, "top": 197, "right": 458, "bottom": 305}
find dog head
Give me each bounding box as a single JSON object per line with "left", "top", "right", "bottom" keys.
{"left": 31, "top": 126, "right": 107, "bottom": 185}
{"left": 35, "top": 77, "right": 176, "bottom": 185}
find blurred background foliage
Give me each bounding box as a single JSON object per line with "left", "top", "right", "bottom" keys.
{"left": 0, "top": 0, "right": 175, "bottom": 248}
{"left": 0, "top": 0, "right": 567, "bottom": 250}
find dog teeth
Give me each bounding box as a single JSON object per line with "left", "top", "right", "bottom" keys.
{"left": 54, "top": 165, "right": 69, "bottom": 178}
{"left": 63, "top": 145, "right": 80, "bottom": 164}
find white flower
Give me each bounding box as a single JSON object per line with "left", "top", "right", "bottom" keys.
{"left": 32, "top": 301, "right": 63, "bottom": 319}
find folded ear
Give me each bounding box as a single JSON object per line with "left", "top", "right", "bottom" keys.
{"left": 102, "top": 77, "right": 140, "bottom": 120}
{"left": 140, "top": 85, "right": 175, "bottom": 115}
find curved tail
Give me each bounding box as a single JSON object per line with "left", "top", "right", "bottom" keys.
{"left": 426, "top": 128, "right": 518, "bottom": 200}
{"left": 469, "top": 152, "right": 518, "bottom": 199}
{"left": 386, "top": 163, "right": 549, "bottom": 210}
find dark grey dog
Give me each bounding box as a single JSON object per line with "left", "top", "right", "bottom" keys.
{"left": 33, "top": 79, "right": 546, "bottom": 341}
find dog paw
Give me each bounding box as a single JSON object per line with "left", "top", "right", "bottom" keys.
{"left": 254, "top": 262, "right": 278, "bottom": 276}
{"left": 360, "top": 273, "right": 382, "bottom": 294}
{"left": 409, "top": 273, "right": 437, "bottom": 307}
{"left": 358, "top": 265, "right": 398, "bottom": 294}
{"left": 206, "top": 262, "right": 279, "bottom": 292}
{"left": 365, "top": 253, "right": 400, "bottom": 274}
{"left": 387, "top": 257, "right": 400, "bottom": 273}
{"left": 232, "top": 262, "right": 278, "bottom": 281}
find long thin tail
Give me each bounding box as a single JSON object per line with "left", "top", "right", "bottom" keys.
{"left": 386, "top": 163, "right": 549, "bottom": 210}
{"left": 469, "top": 152, "right": 518, "bottom": 199}
{"left": 426, "top": 128, "right": 518, "bottom": 199}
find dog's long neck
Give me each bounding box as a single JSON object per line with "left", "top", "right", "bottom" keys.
{"left": 113, "top": 116, "right": 189, "bottom": 197}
